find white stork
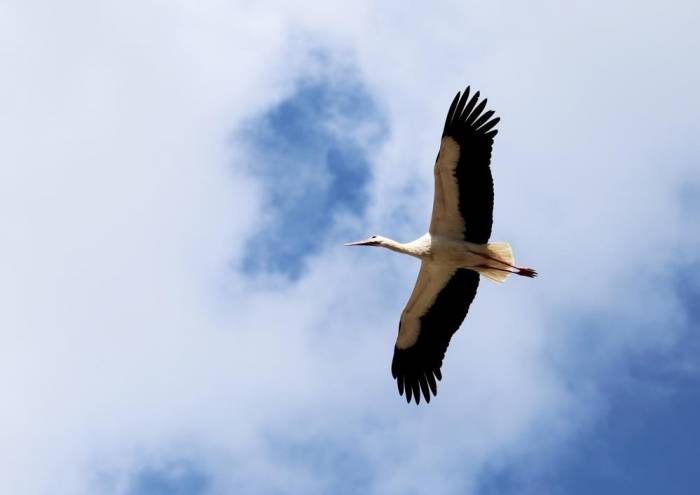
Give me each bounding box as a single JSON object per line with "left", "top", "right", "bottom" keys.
{"left": 345, "top": 86, "right": 537, "bottom": 404}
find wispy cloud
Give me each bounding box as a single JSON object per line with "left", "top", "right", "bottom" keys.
{"left": 1, "top": 1, "right": 699, "bottom": 495}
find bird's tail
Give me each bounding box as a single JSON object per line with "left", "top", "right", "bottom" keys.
{"left": 476, "top": 242, "right": 514, "bottom": 283}
{"left": 486, "top": 242, "right": 514, "bottom": 266}
{"left": 476, "top": 242, "right": 537, "bottom": 282}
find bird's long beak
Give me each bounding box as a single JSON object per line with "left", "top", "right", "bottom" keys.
{"left": 344, "top": 239, "right": 377, "bottom": 246}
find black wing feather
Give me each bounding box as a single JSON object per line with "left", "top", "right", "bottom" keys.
{"left": 464, "top": 99, "right": 487, "bottom": 126}
{"left": 460, "top": 91, "right": 480, "bottom": 123}
{"left": 453, "top": 86, "right": 470, "bottom": 123}
{"left": 442, "top": 92, "right": 461, "bottom": 135}
{"left": 477, "top": 117, "right": 500, "bottom": 134}
{"left": 441, "top": 88, "right": 498, "bottom": 244}
{"left": 472, "top": 110, "right": 495, "bottom": 130}
{"left": 391, "top": 270, "right": 480, "bottom": 404}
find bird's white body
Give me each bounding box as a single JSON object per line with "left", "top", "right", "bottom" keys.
{"left": 345, "top": 86, "right": 535, "bottom": 404}
{"left": 373, "top": 233, "right": 514, "bottom": 281}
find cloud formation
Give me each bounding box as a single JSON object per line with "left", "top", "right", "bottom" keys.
{"left": 239, "top": 64, "right": 385, "bottom": 279}
{"left": 1, "top": 1, "right": 699, "bottom": 494}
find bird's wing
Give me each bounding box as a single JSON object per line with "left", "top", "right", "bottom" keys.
{"left": 429, "top": 87, "right": 499, "bottom": 244}
{"left": 392, "top": 263, "right": 480, "bottom": 404}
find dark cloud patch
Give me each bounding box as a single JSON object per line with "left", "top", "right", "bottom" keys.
{"left": 238, "top": 73, "right": 386, "bottom": 279}
{"left": 127, "top": 461, "right": 209, "bottom": 495}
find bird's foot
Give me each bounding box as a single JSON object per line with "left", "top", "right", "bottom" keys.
{"left": 517, "top": 267, "right": 537, "bottom": 278}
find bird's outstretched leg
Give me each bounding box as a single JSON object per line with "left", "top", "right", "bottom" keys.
{"left": 477, "top": 263, "right": 538, "bottom": 278}
{"left": 475, "top": 244, "right": 537, "bottom": 278}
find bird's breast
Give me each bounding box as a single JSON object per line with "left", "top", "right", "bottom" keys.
{"left": 429, "top": 237, "right": 486, "bottom": 267}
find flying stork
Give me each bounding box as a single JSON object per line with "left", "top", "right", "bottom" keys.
{"left": 345, "top": 86, "right": 537, "bottom": 404}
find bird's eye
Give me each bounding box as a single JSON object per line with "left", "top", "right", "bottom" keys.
{"left": 371, "top": 236, "right": 377, "bottom": 239}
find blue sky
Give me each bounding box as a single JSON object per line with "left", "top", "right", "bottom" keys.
{"left": 542, "top": 274, "right": 700, "bottom": 495}
{"left": 480, "top": 284, "right": 700, "bottom": 495}
{"left": 239, "top": 74, "right": 384, "bottom": 279}
{"left": 2, "top": 1, "right": 700, "bottom": 494}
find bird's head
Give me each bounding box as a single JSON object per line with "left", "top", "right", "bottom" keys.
{"left": 344, "top": 235, "right": 386, "bottom": 247}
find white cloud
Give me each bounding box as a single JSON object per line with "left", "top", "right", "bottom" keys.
{"left": 1, "top": 1, "right": 699, "bottom": 494}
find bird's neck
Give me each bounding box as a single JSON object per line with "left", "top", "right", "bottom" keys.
{"left": 381, "top": 237, "right": 426, "bottom": 259}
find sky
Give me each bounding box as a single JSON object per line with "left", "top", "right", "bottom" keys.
{"left": 1, "top": 1, "right": 699, "bottom": 494}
